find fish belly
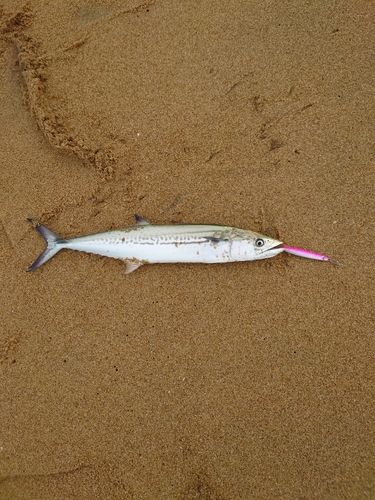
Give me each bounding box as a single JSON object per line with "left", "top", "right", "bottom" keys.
{"left": 129, "top": 240, "right": 233, "bottom": 264}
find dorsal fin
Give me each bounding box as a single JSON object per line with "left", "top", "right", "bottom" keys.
{"left": 134, "top": 214, "right": 150, "bottom": 225}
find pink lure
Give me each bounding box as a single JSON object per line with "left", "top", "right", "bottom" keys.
{"left": 281, "top": 245, "right": 330, "bottom": 262}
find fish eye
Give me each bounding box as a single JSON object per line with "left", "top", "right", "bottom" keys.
{"left": 255, "top": 238, "right": 265, "bottom": 247}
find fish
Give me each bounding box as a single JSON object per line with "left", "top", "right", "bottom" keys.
{"left": 26, "top": 215, "right": 334, "bottom": 273}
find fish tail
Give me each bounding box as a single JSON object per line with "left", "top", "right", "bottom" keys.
{"left": 27, "top": 218, "right": 67, "bottom": 271}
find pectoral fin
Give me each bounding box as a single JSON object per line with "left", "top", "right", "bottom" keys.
{"left": 204, "top": 236, "right": 230, "bottom": 243}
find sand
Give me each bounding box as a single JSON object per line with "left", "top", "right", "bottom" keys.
{"left": 0, "top": 1, "right": 374, "bottom": 498}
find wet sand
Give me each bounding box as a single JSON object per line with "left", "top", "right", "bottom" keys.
{"left": 1, "top": 1, "right": 374, "bottom": 498}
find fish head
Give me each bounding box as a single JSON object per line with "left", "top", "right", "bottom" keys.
{"left": 231, "top": 230, "right": 284, "bottom": 261}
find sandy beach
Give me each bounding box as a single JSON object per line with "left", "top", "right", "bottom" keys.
{"left": 1, "top": 1, "right": 374, "bottom": 498}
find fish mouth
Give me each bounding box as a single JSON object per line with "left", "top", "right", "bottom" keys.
{"left": 256, "top": 239, "right": 284, "bottom": 259}
{"left": 272, "top": 239, "right": 284, "bottom": 248}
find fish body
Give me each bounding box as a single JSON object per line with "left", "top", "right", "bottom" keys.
{"left": 27, "top": 215, "right": 284, "bottom": 273}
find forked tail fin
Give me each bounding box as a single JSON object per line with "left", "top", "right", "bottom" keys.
{"left": 27, "top": 219, "right": 67, "bottom": 271}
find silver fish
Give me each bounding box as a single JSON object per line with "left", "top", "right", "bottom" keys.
{"left": 26, "top": 215, "right": 284, "bottom": 273}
